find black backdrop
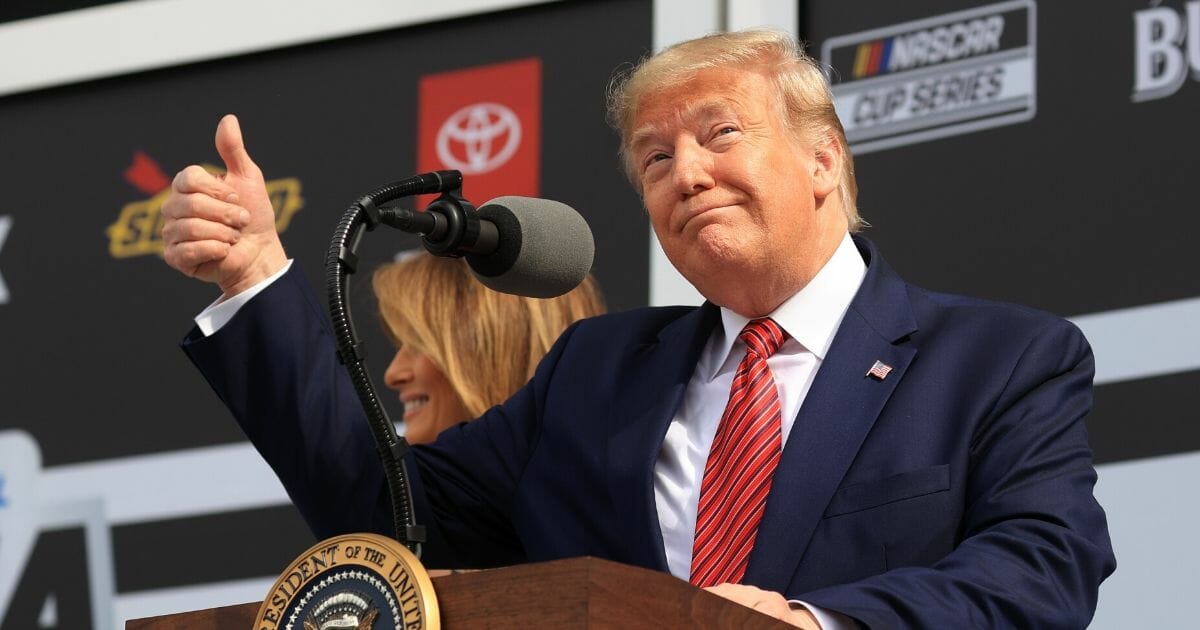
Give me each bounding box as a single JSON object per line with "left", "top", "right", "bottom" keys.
{"left": 0, "top": 0, "right": 652, "bottom": 622}
{"left": 0, "top": 0, "right": 651, "bottom": 466}
{"left": 803, "top": 0, "right": 1200, "bottom": 465}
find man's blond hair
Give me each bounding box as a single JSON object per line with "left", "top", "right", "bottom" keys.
{"left": 607, "top": 28, "right": 862, "bottom": 231}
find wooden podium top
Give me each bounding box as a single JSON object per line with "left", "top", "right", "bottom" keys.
{"left": 126, "top": 557, "right": 793, "bottom": 629}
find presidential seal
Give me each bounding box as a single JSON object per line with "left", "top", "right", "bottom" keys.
{"left": 255, "top": 533, "right": 439, "bottom": 630}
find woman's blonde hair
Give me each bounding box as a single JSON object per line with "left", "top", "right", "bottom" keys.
{"left": 372, "top": 252, "right": 605, "bottom": 417}
{"left": 607, "top": 27, "right": 862, "bottom": 231}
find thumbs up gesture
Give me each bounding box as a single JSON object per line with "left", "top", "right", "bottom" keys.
{"left": 161, "top": 114, "right": 288, "bottom": 297}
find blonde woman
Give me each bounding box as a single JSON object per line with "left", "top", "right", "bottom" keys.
{"left": 372, "top": 252, "right": 604, "bottom": 444}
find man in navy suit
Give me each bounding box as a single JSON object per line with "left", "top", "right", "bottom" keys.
{"left": 164, "top": 29, "right": 1114, "bottom": 628}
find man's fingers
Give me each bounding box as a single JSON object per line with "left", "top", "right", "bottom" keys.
{"left": 161, "top": 114, "right": 286, "bottom": 289}
{"left": 162, "top": 217, "right": 241, "bottom": 247}
{"left": 162, "top": 192, "right": 250, "bottom": 227}
{"left": 704, "top": 584, "right": 794, "bottom": 622}
{"left": 171, "top": 164, "right": 238, "bottom": 202}
{"left": 214, "top": 114, "right": 260, "bottom": 178}
{"left": 163, "top": 240, "right": 231, "bottom": 276}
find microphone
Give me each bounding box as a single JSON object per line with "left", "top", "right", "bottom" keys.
{"left": 468, "top": 196, "right": 594, "bottom": 298}
{"left": 330, "top": 172, "right": 593, "bottom": 552}
{"left": 381, "top": 195, "right": 595, "bottom": 298}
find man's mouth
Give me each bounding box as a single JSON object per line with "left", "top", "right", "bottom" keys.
{"left": 677, "top": 203, "right": 734, "bottom": 232}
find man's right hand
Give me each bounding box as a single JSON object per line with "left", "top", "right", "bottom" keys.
{"left": 161, "top": 114, "right": 288, "bottom": 298}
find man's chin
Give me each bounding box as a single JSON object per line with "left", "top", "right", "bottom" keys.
{"left": 690, "top": 232, "right": 750, "bottom": 270}
{"left": 678, "top": 260, "right": 745, "bottom": 304}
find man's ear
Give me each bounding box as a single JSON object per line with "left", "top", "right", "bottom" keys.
{"left": 811, "top": 135, "right": 842, "bottom": 199}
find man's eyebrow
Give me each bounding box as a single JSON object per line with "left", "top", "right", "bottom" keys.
{"left": 628, "top": 126, "right": 662, "bottom": 153}
{"left": 628, "top": 100, "right": 735, "bottom": 152}
{"left": 684, "top": 99, "right": 735, "bottom": 120}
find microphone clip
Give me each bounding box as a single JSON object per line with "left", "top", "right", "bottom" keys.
{"left": 420, "top": 188, "right": 498, "bottom": 258}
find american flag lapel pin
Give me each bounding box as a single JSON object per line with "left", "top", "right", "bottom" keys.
{"left": 866, "top": 360, "right": 893, "bottom": 381}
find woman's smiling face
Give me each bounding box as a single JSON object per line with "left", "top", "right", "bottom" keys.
{"left": 383, "top": 344, "right": 471, "bottom": 444}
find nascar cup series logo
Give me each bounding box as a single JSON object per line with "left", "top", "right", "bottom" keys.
{"left": 821, "top": 0, "right": 1037, "bottom": 154}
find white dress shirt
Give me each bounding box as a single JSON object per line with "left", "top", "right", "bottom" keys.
{"left": 653, "top": 232, "right": 865, "bottom": 628}
{"left": 194, "top": 260, "right": 293, "bottom": 336}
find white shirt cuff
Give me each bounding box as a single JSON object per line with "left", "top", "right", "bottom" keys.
{"left": 789, "top": 599, "right": 856, "bottom": 630}
{"left": 193, "top": 260, "right": 294, "bottom": 337}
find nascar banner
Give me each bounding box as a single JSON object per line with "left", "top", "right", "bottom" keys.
{"left": 822, "top": 0, "right": 1036, "bottom": 154}
{"left": 805, "top": 4, "right": 1200, "bottom": 625}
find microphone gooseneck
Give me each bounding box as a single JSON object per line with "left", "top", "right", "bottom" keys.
{"left": 325, "top": 170, "right": 464, "bottom": 555}
{"left": 326, "top": 170, "right": 595, "bottom": 554}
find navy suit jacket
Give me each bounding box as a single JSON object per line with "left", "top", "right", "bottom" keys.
{"left": 184, "top": 237, "right": 1115, "bottom": 628}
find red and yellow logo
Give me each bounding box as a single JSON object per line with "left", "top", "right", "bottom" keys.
{"left": 106, "top": 151, "right": 303, "bottom": 259}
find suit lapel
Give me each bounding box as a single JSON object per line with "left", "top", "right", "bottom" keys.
{"left": 606, "top": 304, "right": 720, "bottom": 571}
{"left": 744, "top": 237, "right": 919, "bottom": 592}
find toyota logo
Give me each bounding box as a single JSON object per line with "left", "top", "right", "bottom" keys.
{"left": 435, "top": 103, "right": 522, "bottom": 174}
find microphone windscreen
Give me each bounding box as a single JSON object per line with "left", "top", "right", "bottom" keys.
{"left": 466, "top": 196, "right": 595, "bottom": 298}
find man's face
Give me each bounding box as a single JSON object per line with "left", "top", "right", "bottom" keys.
{"left": 628, "top": 66, "right": 843, "bottom": 313}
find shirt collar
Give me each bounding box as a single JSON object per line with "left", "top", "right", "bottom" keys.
{"left": 706, "top": 232, "right": 867, "bottom": 381}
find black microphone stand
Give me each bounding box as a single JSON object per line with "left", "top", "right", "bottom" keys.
{"left": 324, "top": 169, "right": 481, "bottom": 556}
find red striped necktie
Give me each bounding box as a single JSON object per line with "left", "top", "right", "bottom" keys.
{"left": 690, "top": 317, "right": 788, "bottom": 587}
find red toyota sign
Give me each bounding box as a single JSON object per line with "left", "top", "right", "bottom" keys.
{"left": 417, "top": 57, "right": 541, "bottom": 207}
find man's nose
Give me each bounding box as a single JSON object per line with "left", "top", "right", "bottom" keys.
{"left": 672, "top": 142, "right": 715, "bottom": 195}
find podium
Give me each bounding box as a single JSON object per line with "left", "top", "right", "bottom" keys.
{"left": 125, "top": 557, "right": 792, "bottom": 628}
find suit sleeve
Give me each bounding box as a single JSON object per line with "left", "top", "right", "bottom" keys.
{"left": 181, "top": 264, "right": 571, "bottom": 568}
{"left": 799, "top": 320, "right": 1116, "bottom": 629}
{"left": 403, "top": 318, "right": 587, "bottom": 568}
{"left": 181, "top": 265, "right": 392, "bottom": 539}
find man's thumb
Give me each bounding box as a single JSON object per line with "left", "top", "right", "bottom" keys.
{"left": 214, "top": 114, "right": 257, "bottom": 178}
